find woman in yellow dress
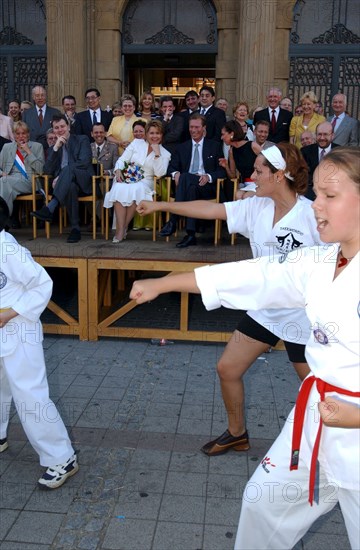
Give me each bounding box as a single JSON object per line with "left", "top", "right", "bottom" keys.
{"left": 107, "top": 94, "right": 145, "bottom": 155}
{"left": 289, "top": 91, "right": 325, "bottom": 148}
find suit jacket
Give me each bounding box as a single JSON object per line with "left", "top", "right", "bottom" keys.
{"left": 301, "top": 142, "right": 339, "bottom": 200}
{"left": 160, "top": 114, "right": 184, "bottom": 155}
{"left": 168, "top": 138, "right": 226, "bottom": 183}
{"left": 0, "top": 114, "right": 14, "bottom": 141}
{"left": 77, "top": 109, "right": 113, "bottom": 141}
{"left": 0, "top": 140, "right": 45, "bottom": 177}
{"left": 44, "top": 134, "right": 93, "bottom": 193}
{"left": 0, "top": 136, "right": 11, "bottom": 153}
{"left": 91, "top": 140, "right": 119, "bottom": 175}
{"left": 327, "top": 114, "right": 359, "bottom": 147}
{"left": 65, "top": 112, "right": 82, "bottom": 135}
{"left": 254, "top": 107, "right": 293, "bottom": 143}
{"left": 22, "top": 105, "right": 61, "bottom": 149}
{"left": 202, "top": 105, "right": 226, "bottom": 142}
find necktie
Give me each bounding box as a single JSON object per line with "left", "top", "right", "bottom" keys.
{"left": 331, "top": 116, "right": 338, "bottom": 131}
{"left": 271, "top": 110, "right": 276, "bottom": 133}
{"left": 92, "top": 111, "right": 97, "bottom": 124}
{"left": 61, "top": 144, "right": 68, "bottom": 169}
{"left": 191, "top": 143, "right": 200, "bottom": 173}
{"left": 201, "top": 108, "right": 206, "bottom": 116}
{"left": 97, "top": 146, "right": 101, "bottom": 158}
{"left": 38, "top": 108, "right": 43, "bottom": 126}
{"left": 320, "top": 148, "right": 326, "bottom": 161}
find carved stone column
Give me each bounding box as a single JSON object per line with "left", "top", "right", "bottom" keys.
{"left": 46, "top": 0, "right": 88, "bottom": 108}
{"left": 236, "top": 0, "right": 278, "bottom": 106}
{"left": 215, "top": 0, "right": 239, "bottom": 108}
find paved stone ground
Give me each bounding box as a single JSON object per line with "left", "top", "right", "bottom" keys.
{"left": 0, "top": 336, "right": 351, "bottom": 550}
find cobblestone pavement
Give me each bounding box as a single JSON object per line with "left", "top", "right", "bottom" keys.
{"left": 0, "top": 336, "right": 350, "bottom": 550}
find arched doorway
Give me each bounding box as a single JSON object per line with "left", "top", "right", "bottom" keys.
{"left": 122, "top": 0, "right": 218, "bottom": 106}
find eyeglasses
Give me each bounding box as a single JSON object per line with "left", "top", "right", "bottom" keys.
{"left": 86, "top": 95, "right": 98, "bottom": 101}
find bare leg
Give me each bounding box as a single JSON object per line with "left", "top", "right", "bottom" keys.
{"left": 113, "top": 202, "right": 127, "bottom": 241}
{"left": 125, "top": 202, "right": 137, "bottom": 231}
{"left": 292, "top": 362, "right": 310, "bottom": 381}
{"left": 217, "top": 330, "right": 270, "bottom": 436}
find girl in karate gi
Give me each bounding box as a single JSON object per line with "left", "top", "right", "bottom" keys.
{"left": 136, "top": 143, "right": 321, "bottom": 457}
{"left": 0, "top": 198, "right": 78, "bottom": 489}
{"left": 130, "top": 147, "right": 360, "bottom": 549}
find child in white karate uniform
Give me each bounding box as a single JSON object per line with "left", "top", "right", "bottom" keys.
{"left": 0, "top": 198, "right": 78, "bottom": 488}
{"left": 130, "top": 147, "right": 360, "bottom": 549}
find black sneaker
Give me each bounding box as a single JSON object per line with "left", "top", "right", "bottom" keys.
{"left": 38, "top": 453, "right": 79, "bottom": 489}
{"left": 0, "top": 438, "right": 8, "bottom": 453}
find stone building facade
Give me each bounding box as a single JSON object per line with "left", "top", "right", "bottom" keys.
{"left": 44, "top": 0, "right": 295, "bottom": 110}
{"left": 1, "top": 0, "right": 359, "bottom": 117}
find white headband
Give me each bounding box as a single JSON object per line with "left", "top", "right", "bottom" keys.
{"left": 261, "top": 146, "right": 294, "bottom": 181}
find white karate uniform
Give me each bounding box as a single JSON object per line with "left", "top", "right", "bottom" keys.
{"left": 0, "top": 230, "right": 74, "bottom": 466}
{"left": 195, "top": 246, "right": 360, "bottom": 549}
{"left": 225, "top": 195, "right": 321, "bottom": 344}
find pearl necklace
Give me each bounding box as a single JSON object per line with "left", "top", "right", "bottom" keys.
{"left": 337, "top": 249, "right": 354, "bottom": 268}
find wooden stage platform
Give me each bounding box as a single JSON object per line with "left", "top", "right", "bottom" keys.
{"left": 15, "top": 224, "right": 252, "bottom": 342}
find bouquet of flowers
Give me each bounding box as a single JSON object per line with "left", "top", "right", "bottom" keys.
{"left": 121, "top": 162, "right": 144, "bottom": 184}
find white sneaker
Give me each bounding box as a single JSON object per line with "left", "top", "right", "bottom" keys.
{"left": 0, "top": 438, "right": 8, "bottom": 453}
{"left": 38, "top": 454, "right": 79, "bottom": 489}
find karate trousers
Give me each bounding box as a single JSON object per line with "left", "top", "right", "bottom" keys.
{"left": 0, "top": 341, "right": 74, "bottom": 467}
{"left": 235, "top": 421, "right": 360, "bottom": 550}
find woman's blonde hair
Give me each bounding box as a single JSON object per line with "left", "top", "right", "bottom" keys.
{"left": 300, "top": 91, "right": 317, "bottom": 105}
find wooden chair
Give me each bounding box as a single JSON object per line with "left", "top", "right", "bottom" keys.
{"left": 40, "top": 163, "right": 109, "bottom": 240}
{"left": 14, "top": 175, "right": 45, "bottom": 239}
{"left": 152, "top": 176, "right": 172, "bottom": 242}
{"left": 214, "top": 178, "right": 238, "bottom": 245}
{"left": 78, "top": 167, "right": 108, "bottom": 240}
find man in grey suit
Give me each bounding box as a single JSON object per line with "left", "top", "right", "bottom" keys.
{"left": 0, "top": 121, "right": 44, "bottom": 215}
{"left": 22, "top": 86, "right": 61, "bottom": 149}
{"left": 327, "top": 93, "right": 359, "bottom": 147}
{"left": 31, "top": 115, "right": 93, "bottom": 243}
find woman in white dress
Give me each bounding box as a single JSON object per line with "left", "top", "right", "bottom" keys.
{"left": 104, "top": 120, "right": 171, "bottom": 243}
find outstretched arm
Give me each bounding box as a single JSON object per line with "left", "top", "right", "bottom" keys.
{"left": 137, "top": 199, "right": 227, "bottom": 220}
{"left": 130, "top": 272, "right": 200, "bottom": 304}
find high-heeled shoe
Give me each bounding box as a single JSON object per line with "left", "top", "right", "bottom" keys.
{"left": 112, "top": 236, "right": 123, "bottom": 243}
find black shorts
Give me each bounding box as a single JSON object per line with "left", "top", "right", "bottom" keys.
{"left": 236, "top": 311, "right": 306, "bottom": 363}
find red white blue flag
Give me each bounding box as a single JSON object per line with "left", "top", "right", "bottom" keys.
{"left": 14, "top": 149, "right": 29, "bottom": 180}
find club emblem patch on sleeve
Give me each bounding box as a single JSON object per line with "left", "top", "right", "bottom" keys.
{"left": 0, "top": 272, "right": 7, "bottom": 289}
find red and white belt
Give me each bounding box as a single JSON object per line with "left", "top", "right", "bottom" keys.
{"left": 290, "top": 375, "right": 360, "bottom": 505}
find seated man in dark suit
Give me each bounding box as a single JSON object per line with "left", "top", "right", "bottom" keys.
{"left": 159, "top": 95, "right": 184, "bottom": 156}
{"left": 159, "top": 113, "right": 226, "bottom": 248}
{"left": 253, "top": 87, "right": 293, "bottom": 143}
{"left": 77, "top": 88, "right": 113, "bottom": 142}
{"left": 22, "top": 85, "right": 61, "bottom": 150}
{"left": 31, "top": 115, "right": 93, "bottom": 243}
{"left": 301, "top": 121, "right": 338, "bottom": 200}
{"left": 198, "top": 86, "right": 226, "bottom": 142}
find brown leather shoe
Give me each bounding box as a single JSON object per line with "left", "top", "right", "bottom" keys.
{"left": 201, "top": 429, "right": 250, "bottom": 456}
